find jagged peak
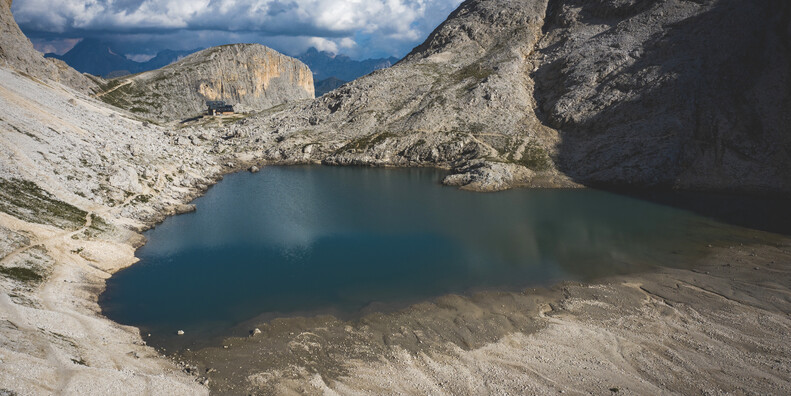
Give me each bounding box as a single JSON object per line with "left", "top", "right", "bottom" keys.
{"left": 402, "top": 0, "right": 546, "bottom": 63}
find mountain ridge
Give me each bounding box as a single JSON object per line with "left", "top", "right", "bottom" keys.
{"left": 296, "top": 47, "right": 399, "bottom": 82}
{"left": 44, "top": 38, "right": 200, "bottom": 78}
{"left": 246, "top": 0, "right": 791, "bottom": 193}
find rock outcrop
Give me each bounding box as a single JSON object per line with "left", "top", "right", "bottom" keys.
{"left": 247, "top": 0, "right": 791, "bottom": 194}
{"left": 97, "top": 44, "right": 314, "bottom": 122}
{"left": 0, "top": 0, "right": 96, "bottom": 94}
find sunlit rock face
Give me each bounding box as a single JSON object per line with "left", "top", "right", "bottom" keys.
{"left": 98, "top": 43, "right": 315, "bottom": 122}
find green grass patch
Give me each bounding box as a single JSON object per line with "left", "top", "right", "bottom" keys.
{"left": 130, "top": 194, "right": 152, "bottom": 204}
{"left": 453, "top": 63, "right": 494, "bottom": 84}
{"left": 336, "top": 132, "right": 397, "bottom": 153}
{"left": 0, "top": 266, "right": 44, "bottom": 284}
{"left": 83, "top": 213, "right": 113, "bottom": 238}
{"left": 514, "top": 143, "right": 553, "bottom": 171}
{"left": 0, "top": 179, "right": 87, "bottom": 230}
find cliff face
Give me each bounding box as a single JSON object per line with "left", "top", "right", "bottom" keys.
{"left": 249, "top": 0, "right": 791, "bottom": 193}
{"left": 534, "top": 0, "right": 791, "bottom": 191}
{"left": 0, "top": 0, "right": 95, "bottom": 94}
{"left": 98, "top": 44, "right": 314, "bottom": 122}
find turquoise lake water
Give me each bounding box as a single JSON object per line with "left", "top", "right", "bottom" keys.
{"left": 100, "top": 166, "right": 752, "bottom": 349}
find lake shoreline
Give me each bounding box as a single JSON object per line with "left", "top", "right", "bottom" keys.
{"left": 178, "top": 230, "right": 791, "bottom": 394}
{"left": 4, "top": 159, "right": 790, "bottom": 394}
{"left": 105, "top": 166, "right": 752, "bottom": 353}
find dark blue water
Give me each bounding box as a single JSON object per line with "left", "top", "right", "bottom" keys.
{"left": 100, "top": 166, "right": 743, "bottom": 348}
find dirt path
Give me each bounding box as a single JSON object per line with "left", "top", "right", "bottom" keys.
{"left": 95, "top": 80, "right": 132, "bottom": 97}
{"left": 0, "top": 212, "right": 92, "bottom": 268}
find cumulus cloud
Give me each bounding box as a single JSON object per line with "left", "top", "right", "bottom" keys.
{"left": 12, "top": 0, "right": 463, "bottom": 59}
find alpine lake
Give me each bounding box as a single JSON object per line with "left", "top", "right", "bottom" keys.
{"left": 99, "top": 166, "right": 787, "bottom": 351}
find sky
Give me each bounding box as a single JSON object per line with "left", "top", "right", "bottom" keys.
{"left": 12, "top": 0, "right": 464, "bottom": 61}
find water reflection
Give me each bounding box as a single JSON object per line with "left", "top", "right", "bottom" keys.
{"left": 101, "top": 166, "right": 753, "bottom": 349}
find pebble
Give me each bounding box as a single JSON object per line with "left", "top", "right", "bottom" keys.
{"left": 177, "top": 330, "right": 185, "bottom": 335}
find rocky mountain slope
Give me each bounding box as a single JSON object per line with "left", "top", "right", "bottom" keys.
{"left": 248, "top": 0, "right": 791, "bottom": 193}
{"left": 0, "top": 65, "right": 219, "bottom": 395}
{"left": 95, "top": 44, "right": 314, "bottom": 122}
{"left": 0, "top": 1, "right": 261, "bottom": 392}
{"left": 0, "top": 0, "right": 95, "bottom": 94}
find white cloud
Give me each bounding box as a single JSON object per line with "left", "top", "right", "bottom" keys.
{"left": 31, "top": 37, "right": 82, "bottom": 54}
{"left": 126, "top": 53, "right": 156, "bottom": 62}
{"left": 12, "top": 0, "right": 464, "bottom": 58}
{"left": 306, "top": 37, "right": 340, "bottom": 54}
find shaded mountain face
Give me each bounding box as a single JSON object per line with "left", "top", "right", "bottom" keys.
{"left": 532, "top": 0, "right": 791, "bottom": 191}
{"left": 297, "top": 47, "right": 398, "bottom": 94}
{"left": 314, "top": 77, "right": 348, "bottom": 96}
{"left": 250, "top": 0, "right": 791, "bottom": 194}
{"left": 46, "top": 39, "right": 199, "bottom": 78}
{"left": 96, "top": 44, "right": 314, "bottom": 122}
{"left": 45, "top": 38, "right": 134, "bottom": 77}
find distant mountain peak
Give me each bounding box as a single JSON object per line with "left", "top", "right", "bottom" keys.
{"left": 296, "top": 48, "right": 400, "bottom": 86}
{"left": 46, "top": 38, "right": 202, "bottom": 78}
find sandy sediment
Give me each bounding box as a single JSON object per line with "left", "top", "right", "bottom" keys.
{"left": 182, "top": 231, "right": 791, "bottom": 395}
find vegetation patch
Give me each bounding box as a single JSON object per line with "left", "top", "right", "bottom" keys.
{"left": 0, "top": 266, "right": 44, "bottom": 284}
{"left": 453, "top": 63, "right": 494, "bottom": 84}
{"left": 515, "top": 143, "right": 553, "bottom": 171}
{"left": 130, "top": 194, "right": 152, "bottom": 205}
{"left": 99, "top": 82, "right": 147, "bottom": 111}
{"left": 336, "top": 132, "right": 397, "bottom": 153}
{"left": 1, "top": 245, "right": 53, "bottom": 285}
{"left": 82, "top": 213, "right": 113, "bottom": 239}
{"left": 0, "top": 179, "right": 87, "bottom": 230}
